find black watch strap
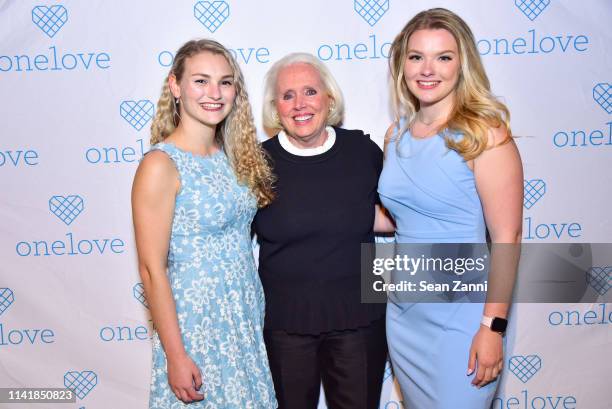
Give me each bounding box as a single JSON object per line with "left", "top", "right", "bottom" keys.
{"left": 481, "top": 316, "right": 508, "bottom": 333}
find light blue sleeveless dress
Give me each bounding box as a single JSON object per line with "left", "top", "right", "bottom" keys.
{"left": 148, "top": 143, "right": 277, "bottom": 409}
{"left": 378, "top": 125, "right": 499, "bottom": 408}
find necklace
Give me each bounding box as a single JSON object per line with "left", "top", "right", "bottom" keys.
{"left": 415, "top": 114, "right": 447, "bottom": 126}
{"left": 410, "top": 115, "right": 447, "bottom": 139}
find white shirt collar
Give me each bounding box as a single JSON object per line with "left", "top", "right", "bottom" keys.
{"left": 278, "top": 126, "right": 336, "bottom": 156}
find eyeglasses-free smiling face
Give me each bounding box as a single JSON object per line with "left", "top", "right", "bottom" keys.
{"left": 171, "top": 51, "right": 236, "bottom": 129}
{"left": 275, "top": 63, "right": 332, "bottom": 149}
{"left": 404, "top": 28, "right": 461, "bottom": 113}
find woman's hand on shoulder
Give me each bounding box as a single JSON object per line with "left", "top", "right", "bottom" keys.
{"left": 474, "top": 126, "right": 523, "bottom": 243}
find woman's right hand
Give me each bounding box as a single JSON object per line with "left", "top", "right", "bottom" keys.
{"left": 167, "top": 353, "right": 204, "bottom": 403}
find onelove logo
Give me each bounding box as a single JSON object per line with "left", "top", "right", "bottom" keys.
{"left": 0, "top": 288, "right": 15, "bottom": 317}
{"left": 158, "top": 44, "right": 271, "bottom": 67}
{"left": 317, "top": 1, "right": 392, "bottom": 61}
{"left": 514, "top": 0, "right": 550, "bottom": 21}
{"left": 522, "top": 179, "right": 583, "bottom": 240}
{"left": 133, "top": 283, "right": 149, "bottom": 309}
{"left": 64, "top": 370, "right": 97, "bottom": 400}
{"left": 84, "top": 100, "right": 152, "bottom": 165}
{"left": 0, "top": 4, "right": 111, "bottom": 73}
{"left": 316, "top": 34, "right": 392, "bottom": 62}
{"left": 0, "top": 288, "right": 56, "bottom": 346}
{"left": 15, "top": 195, "right": 126, "bottom": 256}
{"left": 477, "top": 1, "right": 589, "bottom": 57}
{"left": 548, "top": 302, "right": 612, "bottom": 327}
{"left": 509, "top": 355, "right": 542, "bottom": 383}
{"left": 98, "top": 284, "right": 153, "bottom": 342}
{"left": 120, "top": 100, "right": 155, "bottom": 132}
{"left": 49, "top": 194, "right": 84, "bottom": 226}
{"left": 32, "top": 5, "right": 68, "bottom": 38}
{"left": 493, "top": 354, "right": 578, "bottom": 408}
{"left": 593, "top": 83, "right": 611, "bottom": 114}
{"left": 552, "top": 83, "right": 611, "bottom": 149}
{"left": 477, "top": 29, "right": 589, "bottom": 57}
{"left": 523, "top": 179, "right": 546, "bottom": 210}
{"left": 194, "top": 1, "right": 230, "bottom": 33}
{"left": 0, "top": 148, "right": 39, "bottom": 167}
{"left": 354, "top": 0, "right": 389, "bottom": 27}
{"left": 586, "top": 266, "right": 611, "bottom": 296}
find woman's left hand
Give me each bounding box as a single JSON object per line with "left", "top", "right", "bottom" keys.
{"left": 467, "top": 326, "right": 503, "bottom": 388}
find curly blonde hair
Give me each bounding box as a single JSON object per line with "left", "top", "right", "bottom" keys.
{"left": 389, "top": 8, "right": 511, "bottom": 160}
{"left": 150, "top": 39, "right": 274, "bottom": 207}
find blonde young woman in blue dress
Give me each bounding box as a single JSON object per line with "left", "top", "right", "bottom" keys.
{"left": 132, "top": 39, "right": 277, "bottom": 408}
{"left": 378, "top": 9, "right": 523, "bottom": 408}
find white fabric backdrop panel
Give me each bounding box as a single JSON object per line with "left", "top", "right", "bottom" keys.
{"left": 0, "top": 1, "right": 610, "bottom": 408}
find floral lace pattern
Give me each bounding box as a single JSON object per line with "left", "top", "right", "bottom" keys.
{"left": 148, "top": 143, "right": 277, "bottom": 409}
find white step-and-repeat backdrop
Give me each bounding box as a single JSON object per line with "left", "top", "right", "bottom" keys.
{"left": 1, "top": 1, "right": 610, "bottom": 408}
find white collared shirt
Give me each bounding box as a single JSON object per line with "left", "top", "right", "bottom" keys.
{"left": 278, "top": 126, "right": 336, "bottom": 156}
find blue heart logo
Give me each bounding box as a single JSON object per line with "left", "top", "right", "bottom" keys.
{"left": 133, "top": 283, "right": 149, "bottom": 308}
{"left": 194, "top": 1, "right": 230, "bottom": 33}
{"left": 509, "top": 355, "right": 542, "bottom": 383}
{"left": 49, "top": 195, "right": 84, "bottom": 225}
{"left": 120, "top": 100, "right": 154, "bottom": 131}
{"left": 586, "top": 266, "right": 611, "bottom": 295}
{"left": 354, "top": 0, "right": 389, "bottom": 27}
{"left": 383, "top": 360, "right": 393, "bottom": 381}
{"left": 515, "top": 0, "right": 550, "bottom": 21}
{"left": 523, "top": 179, "right": 546, "bottom": 209}
{"left": 0, "top": 288, "right": 15, "bottom": 316}
{"left": 593, "top": 83, "right": 611, "bottom": 114}
{"left": 64, "top": 371, "right": 97, "bottom": 400}
{"left": 31, "top": 5, "right": 68, "bottom": 38}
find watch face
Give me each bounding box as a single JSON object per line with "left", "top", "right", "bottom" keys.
{"left": 491, "top": 318, "right": 508, "bottom": 333}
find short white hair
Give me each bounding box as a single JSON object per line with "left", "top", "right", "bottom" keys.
{"left": 262, "top": 52, "right": 345, "bottom": 130}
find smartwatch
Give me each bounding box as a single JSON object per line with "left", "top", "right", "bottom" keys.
{"left": 481, "top": 316, "right": 508, "bottom": 334}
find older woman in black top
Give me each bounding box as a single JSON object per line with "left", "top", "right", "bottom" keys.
{"left": 253, "top": 53, "right": 392, "bottom": 409}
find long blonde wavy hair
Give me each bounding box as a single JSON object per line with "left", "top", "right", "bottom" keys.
{"left": 150, "top": 39, "right": 274, "bottom": 207}
{"left": 389, "top": 8, "right": 511, "bottom": 160}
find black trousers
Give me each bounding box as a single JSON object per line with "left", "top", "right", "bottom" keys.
{"left": 263, "top": 318, "right": 387, "bottom": 409}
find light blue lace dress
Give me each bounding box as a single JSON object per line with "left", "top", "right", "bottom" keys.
{"left": 148, "top": 143, "right": 277, "bottom": 409}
